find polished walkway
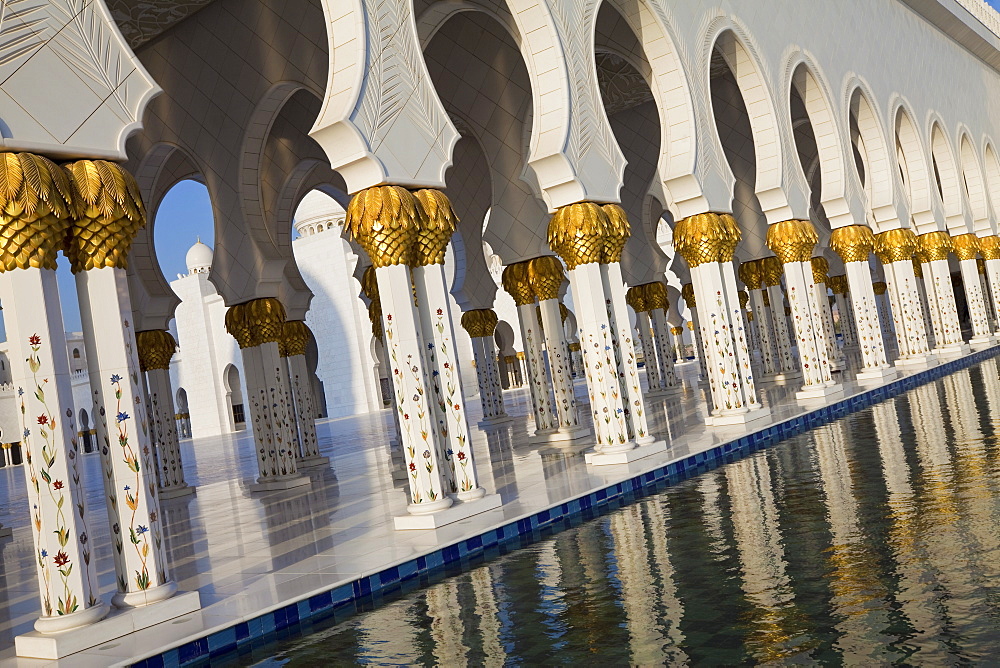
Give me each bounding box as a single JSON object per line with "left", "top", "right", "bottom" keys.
{"left": 0, "top": 352, "right": 948, "bottom": 666}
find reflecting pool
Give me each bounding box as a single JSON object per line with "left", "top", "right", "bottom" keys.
{"left": 245, "top": 360, "right": 1000, "bottom": 665}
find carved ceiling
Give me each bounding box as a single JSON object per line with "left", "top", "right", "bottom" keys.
{"left": 107, "top": 0, "right": 217, "bottom": 48}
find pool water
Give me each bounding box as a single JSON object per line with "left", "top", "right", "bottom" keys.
{"left": 242, "top": 361, "right": 1000, "bottom": 665}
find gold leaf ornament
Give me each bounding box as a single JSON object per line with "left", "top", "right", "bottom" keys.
{"left": 673, "top": 212, "right": 740, "bottom": 268}
{"left": 501, "top": 261, "right": 535, "bottom": 306}
{"left": 642, "top": 281, "right": 668, "bottom": 311}
{"left": 345, "top": 185, "right": 420, "bottom": 268}
{"left": 917, "top": 231, "right": 953, "bottom": 262}
{"left": 681, "top": 282, "right": 696, "bottom": 308}
{"left": 739, "top": 259, "right": 763, "bottom": 290}
{"left": 951, "top": 233, "right": 980, "bottom": 261}
{"left": 0, "top": 152, "right": 75, "bottom": 272}
{"left": 412, "top": 189, "right": 457, "bottom": 266}
{"left": 766, "top": 219, "right": 817, "bottom": 264}
{"left": 625, "top": 285, "right": 648, "bottom": 313}
{"left": 600, "top": 203, "right": 631, "bottom": 263}
{"left": 527, "top": 255, "right": 566, "bottom": 301}
{"left": 872, "top": 281, "right": 887, "bottom": 296}
{"left": 829, "top": 224, "right": 875, "bottom": 264}
{"left": 760, "top": 257, "right": 784, "bottom": 287}
{"left": 135, "top": 330, "right": 177, "bottom": 372}
{"left": 873, "top": 228, "right": 917, "bottom": 264}
{"left": 460, "top": 309, "right": 498, "bottom": 338}
{"left": 64, "top": 160, "right": 145, "bottom": 273}
{"left": 979, "top": 235, "right": 1000, "bottom": 261}
{"left": 810, "top": 256, "right": 830, "bottom": 284}
{"left": 279, "top": 321, "right": 311, "bottom": 358}
{"left": 360, "top": 265, "right": 379, "bottom": 300}
{"left": 547, "top": 202, "right": 608, "bottom": 270}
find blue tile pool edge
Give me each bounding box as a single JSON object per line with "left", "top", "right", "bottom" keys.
{"left": 129, "top": 345, "right": 1000, "bottom": 668}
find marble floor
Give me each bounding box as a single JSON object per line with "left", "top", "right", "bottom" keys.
{"left": 0, "top": 351, "right": 945, "bottom": 665}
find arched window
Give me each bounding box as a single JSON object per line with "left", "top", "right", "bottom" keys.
{"left": 72, "top": 348, "right": 80, "bottom": 359}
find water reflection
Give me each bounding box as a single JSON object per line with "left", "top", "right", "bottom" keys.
{"left": 254, "top": 359, "right": 1000, "bottom": 666}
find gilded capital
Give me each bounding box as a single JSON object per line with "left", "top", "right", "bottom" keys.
{"left": 681, "top": 282, "right": 696, "bottom": 308}
{"left": 811, "top": 256, "right": 830, "bottom": 284}
{"left": 872, "top": 281, "right": 887, "bottom": 296}
{"left": 673, "top": 212, "right": 740, "bottom": 268}
{"left": 766, "top": 219, "right": 817, "bottom": 264}
{"left": 829, "top": 224, "right": 875, "bottom": 264}
{"left": 568, "top": 342, "right": 581, "bottom": 352}
{"left": 527, "top": 255, "right": 565, "bottom": 301}
{"left": 871, "top": 227, "right": 916, "bottom": 264}
{"left": 224, "top": 303, "right": 255, "bottom": 349}
{"left": 917, "top": 231, "right": 953, "bottom": 262}
{"left": 501, "top": 261, "right": 535, "bottom": 306}
{"left": 738, "top": 259, "right": 763, "bottom": 290}
{"left": 760, "top": 256, "right": 784, "bottom": 287}
{"left": 0, "top": 152, "right": 75, "bottom": 272}
{"left": 601, "top": 203, "right": 631, "bottom": 263}
{"left": 412, "top": 189, "right": 457, "bottom": 266}
{"left": 345, "top": 185, "right": 420, "bottom": 268}
{"left": 547, "top": 201, "right": 608, "bottom": 269}
{"left": 643, "top": 281, "right": 668, "bottom": 311}
{"left": 671, "top": 326, "right": 684, "bottom": 336}
{"left": 828, "top": 274, "right": 849, "bottom": 295}
{"left": 911, "top": 258, "right": 924, "bottom": 278}
{"left": 63, "top": 160, "right": 146, "bottom": 273}
{"left": 369, "top": 298, "right": 383, "bottom": 341}
{"left": 279, "top": 320, "right": 311, "bottom": 358}
{"left": 978, "top": 258, "right": 987, "bottom": 275}
{"left": 361, "top": 265, "right": 379, "bottom": 301}
{"left": 460, "top": 308, "right": 498, "bottom": 338}
{"left": 560, "top": 302, "right": 570, "bottom": 323}
{"left": 136, "top": 330, "right": 177, "bottom": 372}
{"left": 625, "top": 285, "right": 648, "bottom": 313}
{"left": 738, "top": 290, "right": 749, "bottom": 308}
{"left": 979, "top": 235, "right": 1000, "bottom": 261}
{"left": 952, "top": 233, "right": 980, "bottom": 261}
{"left": 686, "top": 321, "right": 694, "bottom": 330}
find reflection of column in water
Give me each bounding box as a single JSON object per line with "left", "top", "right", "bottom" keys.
{"left": 426, "top": 579, "right": 469, "bottom": 666}
{"left": 724, "top": 454, "right": 797, "bottom": 661}
{"left": 644, "top": 499, "right": 688, "bottom": 663}
{"left": 977, "top": 359, "right": 1000, "bottom": 429}
{"left": 610, "top": 504, "right": 664, "bottom": 665}
{"left": 540, "top": 452, "right": 582, "bottom": 504}
{"left": 357, "top": 600, "right": 421, "bottom": 664}
{"left": 697, "top": 473, "right": 728, "bottom": 548}
{"left": 470, "top": 567, "right": 505, "bottom": 668}
{"left": 812, "top": 420, "right": 891, "bottom": 659}
{"left": 484, "top": 428, "right": 517, "bottom": 499}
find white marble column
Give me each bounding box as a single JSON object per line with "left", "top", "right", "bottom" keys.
{"left": 674, "top": 213, "right": 767, "bottom": 426}
{"left": 740, "top": 261, "right": 778, "bottom": 376}
{"left": 136, "top": 330, "right": 193, "bottom": 498}
{"left": 978, "top": 260, "right": 996, "bottom": 332}
{"left": 918, "top": 232, "right": 969, "bottom": 356}
{"left": 669, "top": 325, "right": 685, "bottom": 362}
{"left": 680, "top": 285, "right": 710, "bottom": 381}
{"left": 829, "top": 276, "right": 857, "bottom": 349}
{"left": 810, "top": 258, "right": 843, "bottom": 369}
{"left": 1, "top": 262, "right": 108, "bottom": 632}
{"left": 548, "top": 202, "right": 665, "bottom": 463}
{"left": 954, "top": 234, "right": 995, "bottom": 348}
{"left": 981, "top": 236, "right": 1000, "bottom": 337}
{"left": 529, "top": 256, "right": 588, "bottom": 440}
{"left": 872, "top": 282, "right": 895, "bottom": 350}
{"left": 881, "top": 260, "right": 934, "bottom": 368}
{"left": 225, "top": 301, "right": 308, "bottom": 490}
{"left": 760, "top": 258, "right": 800, "bottom": 378}
{"left": 75, "top": 266, "right": 177, "bottom": 609}
{"left": 644, "top": 283, "right": 680, "bottom": 392}
{"left": 633, "top": 308, "right": 662, "bottom": 392}
{"left": 460, "top": 309, "right": 510, "bottom": 425}
{"left": 829, "top": 225, "right": 896, "bottom": 384}
{"left": 281, "top": 322, "right": 329, "bottom": 469}
{"left": 766, "top": 221, "right": 839, "bottom": 400}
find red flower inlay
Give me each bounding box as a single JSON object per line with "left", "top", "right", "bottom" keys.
{"left": 52, "top": 480, "right": 64, "bottom": 490}
{"left": 457, "top": 452, "right": 466, "bottom": 461}
{"left": 53, "top": 551, "right": 70, "bottom": 567}
{"left": 37, "top": 415, "right": 48, "bottom": 425}
{"left": 28, "top": 334, "right": 41, "bottom": 346}
{"left": 408, "top": 462, "right": 416, "bottom": 471}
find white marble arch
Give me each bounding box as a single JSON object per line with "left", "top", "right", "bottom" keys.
{"left": 705, "top": 20, "right": 809, "bottom": 224}
{"left": 894, "top": 99, "right": 946, "bottom": 235}
{"left": 848, "top": 81, "right": 910, "bottom": 234}
{"left": 929, "top": 117, "right": 976, "bottom": 236}
{"left": 784, "top": 55, "right": 866, "bottom": 231}
{"left": 958, "top": 130, "right": 997, "bottom": 236}
{"left": 982, "top": 141, "right": 1000, "bottom": 224}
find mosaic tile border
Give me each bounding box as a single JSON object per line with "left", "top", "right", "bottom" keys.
{"left": 131, "top": 346, "right": 1000, "bottom": 667}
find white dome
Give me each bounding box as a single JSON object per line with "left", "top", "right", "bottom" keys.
{"left": 293, "top": 191, "right": 346, "bottom": 236}
{"left": 185, "top": 239, "right": 213, "bottom": 273}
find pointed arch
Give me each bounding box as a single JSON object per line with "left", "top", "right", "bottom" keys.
{"left": 847, "top": 82, "right": 903, "bottom": 232}
{"left": 893, "top": 101, "right": 937, "bottom": 233}
{"left": 958, "top": 130, "right": 992, "bottom": 235}
{"left": 929, "top": 119, "right": 972, "bottom": 235}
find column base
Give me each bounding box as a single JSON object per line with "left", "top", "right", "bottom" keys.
{"left": 763, "top": 371, "right": 802, "bottom": 383}
{"left": 934, "top": 342, "right": 971, "bottom": 359}
{"left": 970, "top": 335, "right": 997, "bottom": 350}
{"left": 251, "top": 473, "right": 311, "bottom": 492}
{"left": 529, "top": 426, "right": 591, "bottom": 444}
{"left": 394, "top": 493, "right": 502, "bottom": 530}
{"left": 705, "top": 406, "right": 771, "bottom": 427}
{"left": 158, "top": 483, "right": 196, "bottom": 500}
{"left": 17, "top": 591, "right": 200, "bottom": 660}
{"left": 478, "top": 414, "right": 515, "bottom": 429}
{"left": 585, "top": 439, "right": 666, "bottom": 466}
{"left": 855, "top": 367, "right": 898, "bottom": 385}
{"left": 296, "top": 454, "right": 331, "bottom": 469}
{"left": 796, "top": 384, "right": 845, "bottom": 402}
{"left": 113, "top": 580, "right": 178, "bottom": 609}
{"left": 894, "top": 353, "right": 938, "bottom": 369}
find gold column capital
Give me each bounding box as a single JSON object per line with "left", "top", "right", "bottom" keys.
{"left": 63, "top": 159, "right": 146, "bottom": 273}
{"left": 872, "top": 281, "right": 887, "bottom": 295}
{"left": 952, "top": 233, "right": 980, "bottom": 261}
{"left": 827, "top": 274, "right": 849, "bottom": 295}
{"left": 642, "top": 281, "right": 668, "bottom": 311}
{"left": 412, "top": 188, "right": 457, "bottom": 266}
{"left": 501, "top": 261, "right": 535, "bottom": 306}
{"left": 873, "top": 227, "right": 917, "bottom": 264}
{"left": 979, "top": 235, "right": 1000, "bottom": 261}
{"left": 0, "top": 152, "right": 75, "bottom": 272}
{"left": 829, "top": 224, "right": 875, "bottom": 264}
{"left": 279, "top": 320, "right": 311, "bottom": 358}
{"left": 738, "top": 259, "right": 763, "bottom": 290}
{"left": 810, "top": 256, "right": 829, "bottom": 284}
{"left": 559, "top": 302, "right": 570, "bottom": 323}
{"left": 136, "top": 330, "right": 177, "bottom": 372}
{"left": 760, "top": 256, "right": 784, "bottom": 287}
{"left": 345, "top": 185, "right": 420, "bottom": 268}
{"left": 917, "top": 230, "right": 953, "bottom": 262}
{"left": 911, "top": 258, "right": 924, "bottom": 278}
{"left": 225, "top": 298, "right": 286, "bottom": 349}
{"left": 568, "top": 342, "right": 581, "bottom": 352}
{"left": 600, "top": 203, "right": 631, "bottom": 264}
{"left": 527, "top": 255, "right": 565, "bottom": 301}
{"left": 738, "top": 290, "right": 749, "bottom": 308}
{"left": 625, "top": 285, "right": 648, "bottom": 313}
{"left": 766, "top": 219, "right": 817, "bottom": 264}
{"left": 360, "top": 265, "right": 379, "bottom": 300}
{"left": 547, "top": 201, "right": 608, "bottom": 269}
{"left": 978, "top": 258, "right": 987, "bottom": 275}
{"left": 460, "top": 308, "right": 499, "bottom": 338}
{"left": 671, "top": 326, "right": 684, "bottom": 336}
{"left": 681, "top": 282, "right": 696, "bottom": 308}
{"left": 672, "top": 212, "right": 741, "bottom": 268}
{"left": 369, "top": 297, "right": 383, "bottom": 341}
{"left": 686, "top": 321, "right": 694, "bottom": 330}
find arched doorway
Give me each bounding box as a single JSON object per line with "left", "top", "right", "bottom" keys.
{"left": 224, "top": 365, "right": 246, "bottom": 431}
{"left": 175, "top": 388, "right": 191, "bottom": 438}
{"left": 79, "top": 409, "right": 94, "bottom": 453}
